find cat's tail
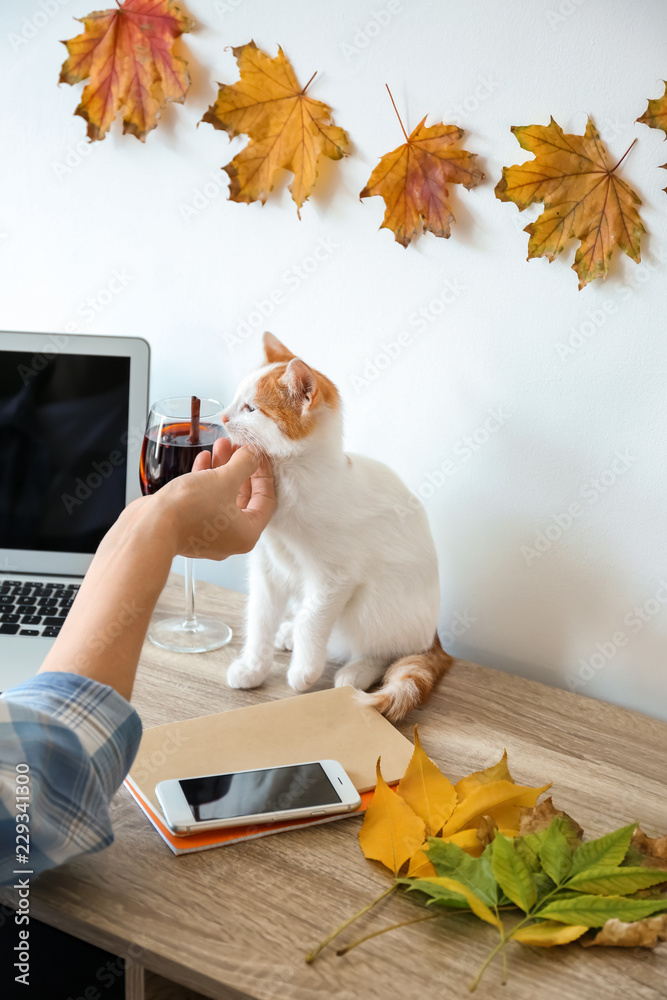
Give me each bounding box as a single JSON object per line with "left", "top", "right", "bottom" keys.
{"left": 357, "top": 633, "right": 453, "bottom": 723}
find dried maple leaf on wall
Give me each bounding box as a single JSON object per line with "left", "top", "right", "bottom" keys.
{"left": 201, "top": 42, "right": 349, "bottom": 216}
{"left": 60, "top": 0, "right": 194, "bottom": 142}
{"left": 637, "top": 83, "right": 667, "bottom": 192}
{"left": 495, "top": 117, "right": 644, "bottom": 289}
{"left": 360, "top": 87, "right": 484, "bottom": 248}
{"left": 637, "top": 82, "right": 667, "bottom": 136}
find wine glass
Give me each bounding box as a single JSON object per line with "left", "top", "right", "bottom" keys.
{"left": 140, "top": 396, "right": 233, "bottom": 653}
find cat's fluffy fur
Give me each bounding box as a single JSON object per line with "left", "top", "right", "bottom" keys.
{"left": 222, "top": 333, "right": 452, "bottom": 721}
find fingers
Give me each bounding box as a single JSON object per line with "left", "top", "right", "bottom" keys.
{"left": 192, "top": 450, "right": 211, "bottom": 472}
{"left": 242, "top": 457, "right": 276, "bottom": 527}
{"left": 215, "top": 445, "right": 261, "bottom": 489}
{"left": 236, "top": 476, "right": 252, "bottom": 510}
{"left": 211, "top": 437, "right": 232, "bottom": 468}
{"left": 192, "top": 438, "right": 231, "bottom": 473}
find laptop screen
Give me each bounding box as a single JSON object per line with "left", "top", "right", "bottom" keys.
{"left": 0, "top": 352, "right": 131, "bottom": 555}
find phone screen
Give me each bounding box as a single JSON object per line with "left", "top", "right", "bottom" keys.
{"left": 179, "top": 763, "right": 343, "bottom": 823}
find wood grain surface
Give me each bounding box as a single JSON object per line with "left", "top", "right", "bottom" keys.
{"left": 2, "top": 574, "right": 666, "bottom": 1000}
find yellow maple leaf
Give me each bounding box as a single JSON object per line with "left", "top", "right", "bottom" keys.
{"left": 442, "top": 779, "right": 551, "bottom": 837}
{"left": 495, "top": 117, "right": 644, "bottom": 289}
{"left": 407, "top": 847, "right": 436, "bottom": 878}
{"left": 452, "top": 751, "right": 548, "bottom": 834}
{"left": 396, "top": 727, "right": 457, "bottom": 837}
{"left": 360, "top": 87, "right": 484, "bottom": 248}
{"left": 513, "top": 921, "right": 589, "bottom": 947}
{"left": 201, "top": 42, "right": 349, "bottom": 215}
{"left": 59, "top": 0, "right": 194, "bottom": 142}
{"left": 358, "top": 759, "right": 425, "bottom": 876}
{"left": 454, "top": 750, "right": 513, "bottom": 799}
{"left": 637, "top": 82, "right": 667, "bottom": 137}
{"left": 637, "top": 83, "right": 667, "bottom": 193}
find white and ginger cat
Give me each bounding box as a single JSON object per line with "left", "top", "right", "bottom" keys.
{"left": 222, "top": 333, "right": 452, "bottom": 722}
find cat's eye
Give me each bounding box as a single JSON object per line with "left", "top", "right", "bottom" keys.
{"left": 243, "top": 403, "right": 255, "bottom": 413}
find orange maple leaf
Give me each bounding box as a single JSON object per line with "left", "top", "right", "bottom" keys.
{"left": 60, "top": 0, "right": 194, "bottom": 142}
{"left": 637, "top": 82, "right": 667, "bottom": 136}
{"left": 495, "top": 117, "right": 644, "bottom": 289}
{"left": 201, "top": 42, "right": 349, "bottom": 216}
{"left": 637, "top": 82, "right": 667, "bottom": 192}
{"left": 359, "top": 87, "right": 484, "bottom": 248}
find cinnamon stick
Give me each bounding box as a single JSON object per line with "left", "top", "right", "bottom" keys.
{"left": 189, "top": 395, "right": 200, "bottom": 445}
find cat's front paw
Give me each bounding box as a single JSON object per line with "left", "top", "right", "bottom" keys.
{"left": 286, "top": 657, "right": 324, "bottom": 692}
{"left": 226, "top": 656, "right": 271, "bottom": 689}
{"left": 274, "top": 619, "right": 294, "bottom": 651}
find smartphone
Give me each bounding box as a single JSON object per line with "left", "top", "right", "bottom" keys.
{"left": 155, "top": 759, "right": 362, "bottom": 835}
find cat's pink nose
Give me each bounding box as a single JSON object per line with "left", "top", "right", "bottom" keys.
{"left": 222, "top": 413, "right": 229, "bottom": 424}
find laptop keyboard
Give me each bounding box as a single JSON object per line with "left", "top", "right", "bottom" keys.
{"left": 0, "top": 581, "right": 80, "bottom": 638}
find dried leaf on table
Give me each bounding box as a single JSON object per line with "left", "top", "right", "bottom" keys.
{"left": 519, "top": 796, "right": 584, "bottom": 847}
{"left": 441, "top": 778, "right": 551, "bottom": 837}
{"left": 632, "top": 826, "right": 667, "bottom": 864}
{"left": 476, "top": 815, "right": 498, "bottom": 848}
{"left": 582, "top": 914, "right": 667, "bottom": 947}
{"left": 396, "top": 726, "right": 457, "bottom": 837}
{"left": 358, "top": 759, "right": 425, "bottom": 875}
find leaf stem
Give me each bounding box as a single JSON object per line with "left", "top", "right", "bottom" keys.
{"left": 305, "top": 884, "right": 397, "bottom": 964}
{"left": 385, "top": 84, "right": 409, "bottom": 142}
{"left": 469, "top": 937, "right": 507, "bottom": 993}
{"left": 336, "top": 912, "right": 442, "bottom": 955}
{"left": 610, "top": 137, "right": 637, "bottom": 173}
{"left": 302, "top": 71, "right": 318, "bottom": 95}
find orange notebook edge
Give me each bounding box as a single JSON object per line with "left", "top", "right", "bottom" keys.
{"left": 124, "top": 776, "right": 375, "bottom": 856}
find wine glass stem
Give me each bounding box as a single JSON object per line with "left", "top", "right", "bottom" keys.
{"left": 184, "top": 557, "right": 197, "bottom": 627}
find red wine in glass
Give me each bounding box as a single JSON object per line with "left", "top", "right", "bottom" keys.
{"left": 140, "top": 421, "right": 221, "bottom": 494}
{"left": 140, "top": 397, "right": 232, "bottom": 653}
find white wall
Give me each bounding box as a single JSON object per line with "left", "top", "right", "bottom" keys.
{"left": 2, "top": 0, "right": 666, "bottom": 719}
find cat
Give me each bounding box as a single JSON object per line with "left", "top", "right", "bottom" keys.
{"left": 221, "top": 332, "right": 452, "bottom": 721}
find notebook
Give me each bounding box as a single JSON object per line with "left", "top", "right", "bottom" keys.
{"left": 125, "top": 685, "right": 414, "bottom": 855}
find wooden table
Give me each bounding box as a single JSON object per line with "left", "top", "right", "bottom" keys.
{"left": 3, "top": 575, "right": 667, "bottom": 1000}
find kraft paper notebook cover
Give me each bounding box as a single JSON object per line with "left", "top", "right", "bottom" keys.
{"left": 125, "top": 685, "right": 414, "bottom": 855}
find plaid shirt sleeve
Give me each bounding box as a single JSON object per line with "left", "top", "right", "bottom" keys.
{"left": 0, "top": 672, "right": 142, "bottom": 885}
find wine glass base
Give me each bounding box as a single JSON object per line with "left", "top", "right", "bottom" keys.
{"left": 148, "top": 615, "right": 233, "bottom": 653}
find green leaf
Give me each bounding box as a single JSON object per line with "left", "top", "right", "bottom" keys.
{"left": 539, "top": 822, "right": 572, "bottom": 885}
{"left": 567, "top": 866, "right": 667, "bottom": 896}
{"left": 492, "top": 834, "right": 537, "bottom": 912}
{"left": 516, "top": 817, "right": 580, "bottom": 874}
{"left": 569, "top": 823, "right": 636, "bottom": 875}
{"left": 515, "top": 835, "right": 542, "bottom": 873}
{"left": 425, "top": 839, "right": 498, "bottom": 908}
{"left": 538, "top": 894, "right": 667, "bottom": 927}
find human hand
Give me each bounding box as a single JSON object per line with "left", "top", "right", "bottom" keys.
{"left": 150, "top": 439, "right": 275, "bottom": 560}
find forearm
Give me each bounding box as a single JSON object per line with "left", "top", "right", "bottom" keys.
{"left": 39, "top": 498, "right": 175, "bottom": 701}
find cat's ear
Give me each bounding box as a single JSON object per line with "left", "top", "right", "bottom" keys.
{"left": 263, "top": 332, "right": 296, "bottom": 364}
{"left": 282, "top": 359, "right": 319, "bottom": 411}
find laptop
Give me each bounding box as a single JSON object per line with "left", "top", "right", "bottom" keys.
{"left": 0, "top": 331, "right": 150, "bottom": 691}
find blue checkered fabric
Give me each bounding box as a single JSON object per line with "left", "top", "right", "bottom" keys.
{"left": 0, "top": 673, "right": 141, "bottom": 885}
